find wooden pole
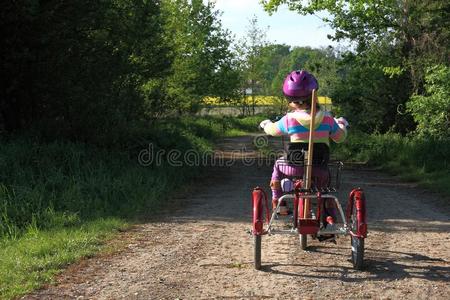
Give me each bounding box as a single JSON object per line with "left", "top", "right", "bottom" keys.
{"left": 303, "top": 89, "right": 318, "bottom": 218}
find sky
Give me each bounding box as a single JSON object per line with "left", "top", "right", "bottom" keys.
{"left": 206, "top": 0, "right": 338, "bottom": 48}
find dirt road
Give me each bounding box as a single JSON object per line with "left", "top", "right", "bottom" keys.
{"left": 24, "top": 136, "right": 450, "bottom": 299}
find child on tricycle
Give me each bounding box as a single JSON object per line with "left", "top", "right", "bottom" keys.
{"left": 251, "top": 70, "right": 367, "bottom": 271}
{"left": 259, "top": 70, "right": 348, "bottom": 215}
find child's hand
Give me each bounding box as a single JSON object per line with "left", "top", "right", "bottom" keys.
{"left": 259, "top": 119, "right": 271, "bottom": 129}
{"left": 335, "top": 117, "right": 349, "bottom": 128}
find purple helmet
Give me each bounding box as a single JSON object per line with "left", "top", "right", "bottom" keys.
{"left": 282, "top": 70, "right": 318, "bottom": 101}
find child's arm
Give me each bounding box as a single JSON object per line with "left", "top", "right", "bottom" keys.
{"left": 330, "top": 117, "right": 348, "bottom": 143}
{"left": 260, "top": 116, "right": 289, "bottom": 136}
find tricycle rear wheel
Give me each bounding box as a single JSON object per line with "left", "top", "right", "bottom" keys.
{"left": 254, "top": 235, "right": 261, "bottom": 270}
{"left": 351, "top": 236, "right": 364, "bottom": 270}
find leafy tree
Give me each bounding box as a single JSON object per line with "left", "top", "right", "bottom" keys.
{"left": 407, "top": 65, "right": 450, "bottom": 138}
{"left": 331, "top": 46, "right": 413, "bottom": 133}
{"left": 1, "top": 0, "right": 171, "bottom": 142}
{"left": 270, "top": 47, "right": 339, "bottom": 98}
{"left": 259, "top": 44, "right": 290, "bottom": 95}
{"left": 262, "top": 0, "right": 449, "bottom": 133}
{"left": 162, "top": 0, "right": 240, "bottom": 114}
{"left": 236, "top": 16, "right": 269, "bottom": 115}
{"left": 262, "top": 0, "right": 449, "bottom": 72}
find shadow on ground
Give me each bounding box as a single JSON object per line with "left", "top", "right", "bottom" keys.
{"left": 259, "top": 245, "right": 449, "bottom": 283}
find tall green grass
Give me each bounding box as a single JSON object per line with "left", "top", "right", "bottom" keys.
{"left": 333, "top": 131, "right": 450, "bottom": 195}
{"left": 0, "top": 218, "right": 124, "bottom": 299}
{"left": 0, "top": 140, "right": 200, "bottom": 239}
{"left": 0, "top": 115, "right": 265, "bottom": 299}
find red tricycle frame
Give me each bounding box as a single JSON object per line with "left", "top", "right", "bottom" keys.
{"left": 251, "top": 178, "right": 367, "bottom": 270}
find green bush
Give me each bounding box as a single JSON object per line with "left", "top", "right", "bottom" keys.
{"left": 334, "top": 130, "right": 450, "bottom": 195}
{"left": 0, "top": 116, "right": 263, "bottom": 298}
{"left": 407, "top": 65, "right": 450, "bottom": 138}
{"left": 336, "top": 131, "right": 449, "bottom": 170}
{"left": 0, "top": 116, "right": 263, "bottom": 239}
{"left": 0, "top": 139, "right": 199, "bottom": 239}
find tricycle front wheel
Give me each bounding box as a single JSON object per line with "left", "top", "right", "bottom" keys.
{"left": 299, "top": 234, "right": 307, "bottom": 250}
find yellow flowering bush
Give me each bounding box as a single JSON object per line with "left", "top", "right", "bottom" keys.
{"left": 203, "top": 96, "right": 333, "bottom": 107}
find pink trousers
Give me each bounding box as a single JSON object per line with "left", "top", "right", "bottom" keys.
{"left": 270, "top": 158, "right": 329, "bottom": 199}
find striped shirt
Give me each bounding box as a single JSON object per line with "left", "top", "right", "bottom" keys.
{"left": 264, "top": 109, "right": 347, "bottom": 145}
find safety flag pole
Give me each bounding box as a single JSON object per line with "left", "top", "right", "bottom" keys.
{"left": 304, "top": 89, "right": 318, "bottom": 218}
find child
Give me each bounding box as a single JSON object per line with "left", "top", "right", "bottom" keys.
{"left": 260, "top": 70, "right": 348, "bottom": 215}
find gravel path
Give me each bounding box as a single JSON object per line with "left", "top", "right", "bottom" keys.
{"left": 24, "top": 136, "right": 450, "bottom": 300}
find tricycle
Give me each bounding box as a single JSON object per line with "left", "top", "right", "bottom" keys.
{"left": 251, "top": 90, "right": 367, "bottom": 271}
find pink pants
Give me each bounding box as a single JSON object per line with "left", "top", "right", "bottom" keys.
{"left": 270, "top": 158, "right": 336, "bottom": 219}
{"left": 270, "top": 158, "right": 329, "bottom": 199}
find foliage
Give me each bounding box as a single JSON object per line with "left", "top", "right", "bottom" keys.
{"left": 262, "top": 0, "right": 449, "bottom": 64}
{"left": 234, "top": 38, "right": 340, "bottom": 115}
{"left": 235, "top": 16, "right": 270, "bottom": 114}
{"left": 162, "top": 0, "right": 241, "bottom": 113}
{"left": 204, "top": 95, "right": 332, "bottom": 108}
{"left": 0, "top": 0, "right": 241, "bottom": 140}
{"left": 205, "top": 96, "right": 278, "bottom": 106}
{"left": 1, "top": 0, "right": 170, "bottom": 141}
{"left": 0, "top": 116, "right": 262, "bottom": 239}
{"left": 259, "top": 44, "right": 291, "bottom": 95}
{"left": 0, "top": 140, "right": 190, "bottom": 239}
{"left": 264, "top": 0, "right": 401, "bottom": 48}
{"left": 262, "top": 0, "right": 449, "bottom": 134}
{"left": 407, "top": 65, "right": 450, "bottom": 138}
{"left": 333, "top": 130, "right": 450, "bottom": 196}
{"left": 271, "top": 46, "right": 339, "bottom": 98}
{"left": 330, "top": 44, "right": 415, "bottom": 133}
{"left": 0, "top": 114, "right": 263, "bottom": 298}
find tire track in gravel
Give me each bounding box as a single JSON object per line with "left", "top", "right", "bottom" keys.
{"left": 23, "top": 135, "right": 450, "bottom": 300}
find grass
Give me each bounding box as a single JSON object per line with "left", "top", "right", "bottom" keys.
{"left": 0, "top": 115, "right": 267, "bottom": 299}
{"left": 333, "top": 130, "right": 450, "bottom": 197}
{"left": 0, "top": 218, "right": 126, "bottom": 299}
{"left": 0, "top": 141, "right": 199, "bottom": 299}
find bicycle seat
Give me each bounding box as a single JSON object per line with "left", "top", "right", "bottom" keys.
{"left": 286, "top": 142, "right": 329, "bottom": 166}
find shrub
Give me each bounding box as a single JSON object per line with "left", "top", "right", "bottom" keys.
{"left": 407, "top": 65, "right": 450, "bottom": 138}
